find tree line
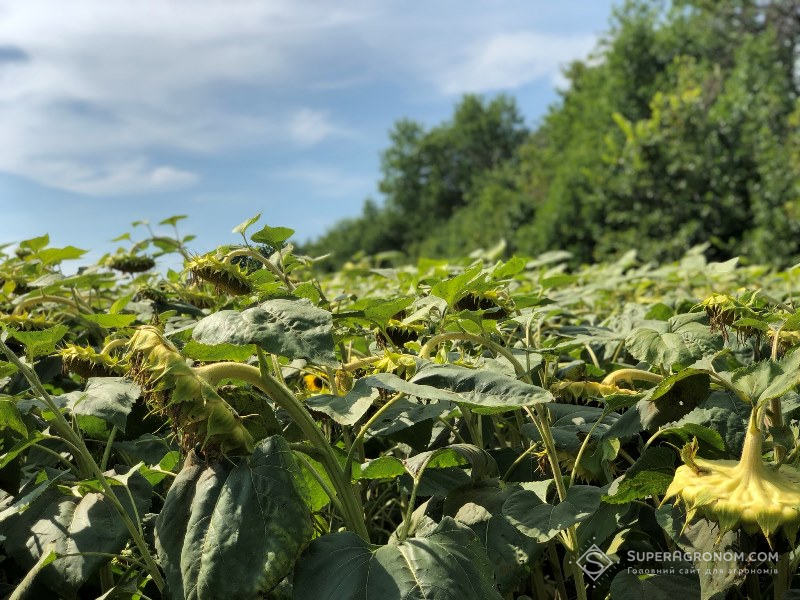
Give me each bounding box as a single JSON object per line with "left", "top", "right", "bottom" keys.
{"left": 304, "top": 0, "right": 800, "bottom": 267}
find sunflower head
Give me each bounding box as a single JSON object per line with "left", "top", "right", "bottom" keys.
{"left": 134, "top": 285, "right": 169, "bottom": 304}
{"left": 107, "top": 254, "right": 156, "bottom": 274}
{"left": 665, "top": 416, "right": 800, "bottom": 541}
{"left": 126, "top": 325, "right": 253, "bottom": 454}
{"left": 454, "top": 292, "right": 511, "bottom": 318}
{"left": 186, "top": 255, "right": 253, "bottom": 296}
{"left": 303, "top": 373, "right": 327, "bottom": 393}
{"left": 550, "top": 380, "right": 638, "bottom": 403}
{"left": 0, "top": 314, "right": 56, "bottom": 330}
{"left": 60, "top": 344, "right": 123, "bottom": 379}
{"left": 698, "top": 291, "right": 766, "bottom": 343}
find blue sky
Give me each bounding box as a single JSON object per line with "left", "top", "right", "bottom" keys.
{"left": 0, "top": 0, "right": 618, "bottom": 264}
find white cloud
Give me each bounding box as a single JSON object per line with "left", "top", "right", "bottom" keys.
{"left": 287, "top": 109, "right": 341, "bottom": 147}
{"left": 437, "top": 31, "right": 598, "bottom": 95}
{"left": 0, "top": 1, "right": 604, "bottom": 196}
{"left": 9, "top": 157, "right": 198, "bottom": 196}
{"left": 0, "top": 0, "right": 368, "bottom": 194}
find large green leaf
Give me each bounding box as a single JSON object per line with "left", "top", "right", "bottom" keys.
{"left": 155, "top": 436, "right": 312, "bottom": 600}
{"left": 675, "top": 391, "right": 751, "bottom": 455}
{"left": 0, "top": 468, "right": 151, "bottom": 596}
{"left": 293, "top": 517, "right": 502, "bottom": 600}
{"left": 430, "top": 263, "right": 484, "bottom": 307}
{"left": 410, "top": 363, "right": 553, "bottom": 413}
{"left": 657, "top": 506, "right": 746, "bottom": 600}
{"left": 502, "top": 485, "right": 602, "bottom": 542}
{"left": 358, "top": 363, "right": 552, "bottom": 415}
{"left": 0, "top": 398, "right": 27, "bottom": 438}
{"left": 192, "top": 298, "right": 337, "bottom": 366}
{"left": 715, "top": 350, "right": 800, "bottom": 407}
{"left": 305, "top": 378, "right": 379, "bottom": 425}
{"left": 11, "top": 325, "right": 69, "bottom": 358}
{"left": 610, "top": 571, "right": 700, "bottom": 599}
{"left": 404, "top": 443, "right": 498, "bottom": 480}
{"left": 625, "top": 313, "right": 722, "bottom": 371}
{"left": 442, "top": 483, "right": 543, "bottom": 594}
{"left": 57, "top": 377, "right": 140, "bottom": 432}
{"left": 603, "top": 447, "right": 675, "bottom": 504}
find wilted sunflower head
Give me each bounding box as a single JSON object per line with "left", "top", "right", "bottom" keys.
{"left": 126, "top": 325, "right": 253, "bottom": 454}
{"left": 0, "top": 314, "right": 55, "bottom": 330}
{"left": 697, "top": 291, "right": 766, "bottom": 342}
{"left": 107, "top": 254, "right": 156, "bottom": 274}
{"left": 60, "top": 344, "right": 122, "bottom": 379}
{"left": 454, "top": 291, "right": 511, "bottom": 318}
{"left": 372, "top": 351, "right": 417, "bottom": 379}
{"left": 665, "top": 415, "right": 800, "bottom": 541}
{"left": 550, "top": 380, "right": 638, "bottom": 404}
{"left": 186, "top": 254, "right": 253, "bottom": 296}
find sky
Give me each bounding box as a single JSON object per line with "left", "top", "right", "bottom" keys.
{"left": 0, "top": 0, "right": 619, "bottom": 265}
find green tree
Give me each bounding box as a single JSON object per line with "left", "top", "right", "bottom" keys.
{"left": 304, "top": 95, "right": 528, "bottom": 264}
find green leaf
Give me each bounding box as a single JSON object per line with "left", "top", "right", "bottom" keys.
{"left": 362, "top": 297, "right": 415, "bottom": 328}
{"left": 109, "top": 294, "right": 132, "bottom": 314}
{"left": 431, "top": 263, "right": 483, "bottom": 306}
{"left": 19, "top": 234, "right": 50, "bottom": 253}
{"left": 676, "top": 391, "right": 751, "bottom": 455}
{"left": 657, "top": 505, "right": 746, "bottom": 599}
{"left": 404, "top": 444, "right": 498, "bottom": 480}
{"left": 155, "top": 436, "right": 313, "bottom": 600}
{"left": 367, "top": 396, "right": 455, "bottom": 436}
{"left": 716, "top": 350, "right": 800, "bottom": 407}
{"left": 603, "top": 447, "right": 675, "bottom": 504}
{"left": 503, "top": 485, "right": 602, "bottom": 542}
{"left": 0, "top": 467, "right": 151, "bottom": 596}
{"left": 294, "top": 454, "right": 333, "bottom": 511}
{"left": 610, "top": 572, "right": 700, "bottom": 599}
{"left": 293, "top": 518, "right": 502, "bottom": 600}
{"left": 159, "top": 215, "right": 188, "bottom": 227}
{"left": 232, "top": 213, "right": 261, "bottom": 235}
{"left": 639, "top": 370, "right": 711, "bottom": 429}
{"left": 82, "top": 313, "right": 138, "bottom": 328}
{"left": 626, "top": 313, "right": 722, "bottom": 371}
{"left": 12, "top": 325, "right": 69, "bottom": 357}
{"left": 358, "top": 363, "right": 552, "bottom": 414}
{"left": 658, "top": 423, "right": 726, "bottom": 452}
{"left": 358, "top": 456, "right": 405, "bottom": 481}
{"left": 250, "top": 224, "right": 295, "bottom": 247}
{"left": 442, "top": 483, "right": 543, "bottom": 594}
{"left": 0, "top": 433, "right": 46, "bottom": 468}
{"left": 37, "top": 246, "right": 87, "bottom": 265}
{"left": 192, "top": 298, "right": 337, "bottom": 366}
{"left": 491, "top": 256, "right": 526, "bottom": 279}
{"left": 305, "top": 379, "right": 379, "bottom": 425}
{"left": 181, "top": 340, "right": 256, "bottom": 362}
{"left": 58, "top": 377, "right": 140, "bottom": 432}
{"left": 0, "top": 398, "right": 27, "bottom": 438}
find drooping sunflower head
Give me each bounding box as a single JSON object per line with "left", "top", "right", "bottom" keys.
{"left": 454, "top": 291, "right": 511, "bottom": 318}
{"left": 0, "top": 314, "right": 56, "bottom": 330}
{"left": 186, "top": 254, "right": 253, "bottom": 296}
{"left": 107, "top": 254, "right": 157, "bottom": 274}
{"left": 126, "top": 325, "right": 253, "bottom": 454}
{"left": 550, "top": 380, "right": 638, "bottom": 404}
{"left": 134, "top": 285, "right": 170, "bottom": 304}
{"left": 60, "top": 344, "right": 123, "bottom": 379}
{"left": 697, "top": 291, "right": 766, "bottom": 342}
{"left": 665, "top": 417, "right": 800, "bottom": 541}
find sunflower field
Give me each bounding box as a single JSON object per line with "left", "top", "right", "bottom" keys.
{"left": 3, "top": 215, "right": 800, "bottom": 599}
